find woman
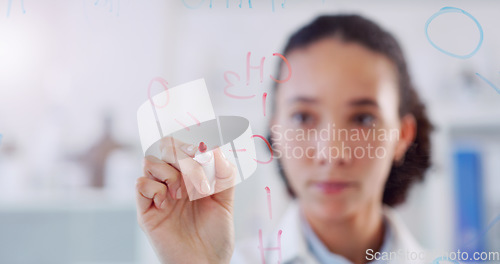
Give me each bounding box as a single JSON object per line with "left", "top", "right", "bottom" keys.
{"left": 136, "top": 15, "right": 433, "bottom": 264}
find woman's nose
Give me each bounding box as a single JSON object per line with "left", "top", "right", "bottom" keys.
{"left": 312, "top": 123, "right": 353, "bottom": 167}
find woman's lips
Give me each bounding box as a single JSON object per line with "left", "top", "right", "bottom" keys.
{"left": 312, "top": 181, "right": 353, "bottom": 194}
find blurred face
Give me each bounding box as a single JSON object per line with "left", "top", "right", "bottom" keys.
{"left": 271, "top": 38, "right": 409, "bottom": 220}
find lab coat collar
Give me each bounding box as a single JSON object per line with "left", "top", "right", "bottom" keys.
{"left": 265, "top": 201, "right": 423, "bottom": 264}
{"left": 279, "top": 202, "right": 311, "bottom": 263}
{"left": 382, "top": 205, "right": 423, "bottom": 252}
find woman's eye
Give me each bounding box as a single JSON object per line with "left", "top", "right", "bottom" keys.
{"left": 353, "top": 113, "right": 376, "bottom": 127}
{"left": 291, "top": 112, "right": 315, "bottom": 126}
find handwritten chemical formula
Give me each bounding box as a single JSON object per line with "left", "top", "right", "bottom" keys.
{"left": 425, "top": 6, "right": 500, "bottom": 95}
{"left": 181, "top": 0, "right": 326, "bottom": 12}
{"left": 223, "top": 52, "right": 291, "bottom": 117}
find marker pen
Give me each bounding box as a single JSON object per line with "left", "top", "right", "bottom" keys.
{"left": 265, "top": 186, "right": 272, "bottom": 220}
{"left": 193, "top": 142, "right": 216, "bottom": 195}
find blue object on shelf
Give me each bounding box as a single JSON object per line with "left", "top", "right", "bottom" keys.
{"left": 453, "top": 149, "right": 485, "bottom": 256}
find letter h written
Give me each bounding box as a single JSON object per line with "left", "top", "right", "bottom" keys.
{"left": 258, "top": 229, "right": 283, "bottom": 264}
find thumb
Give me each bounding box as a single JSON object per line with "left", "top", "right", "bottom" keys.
{"left": 212, "top": 147, "right": 236, "bottom": 204}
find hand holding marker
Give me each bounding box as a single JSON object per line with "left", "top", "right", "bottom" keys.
{"left": 137, "top": 137, "right": 238, "bottom": 264}
{"left": 136, "top": 79, "right": 259, "bottom": 262}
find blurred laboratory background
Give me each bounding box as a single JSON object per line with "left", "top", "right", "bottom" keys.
{"left": 0, "top": 0, "right": 499, "bottom": 263}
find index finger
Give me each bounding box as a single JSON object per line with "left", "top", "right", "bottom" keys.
{"left": 159, "top": 136, "right": 198, "bottom": 170}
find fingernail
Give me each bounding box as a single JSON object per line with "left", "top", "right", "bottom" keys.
{"left": 221, "top": 149, "right": 226, "bottom": 159}
{"left": 182, "top": 144, "right": 197, "bottom": 156}
{"left": 200, "top": 180, "right": 211, "bottom": 194}
{"left": 160, "top": 199, "right": 167, "bottom": 209}
{"left": 176, "top": 188, "right": 182, "bottom": 199}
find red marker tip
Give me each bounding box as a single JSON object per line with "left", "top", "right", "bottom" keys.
{"left": 199, "top": 142, "right": 207, "bottom": 153}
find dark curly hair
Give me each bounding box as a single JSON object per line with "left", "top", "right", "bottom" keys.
{"left": 269, "top": 14, "right": 434, "bottom": 207}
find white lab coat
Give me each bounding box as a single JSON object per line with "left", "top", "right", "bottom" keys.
{"left": 231, "top": 202, "right": 427, "bottom": 264}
